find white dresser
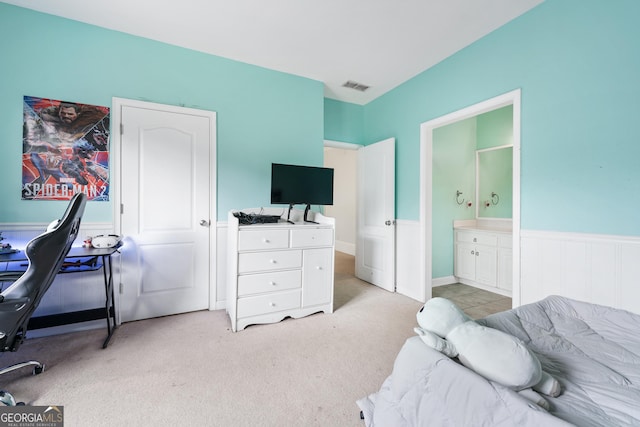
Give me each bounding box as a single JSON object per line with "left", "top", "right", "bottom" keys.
{"left": 454, "top": 226, "right": 512, "bottom": 296}
{"left": 227, "top": 208, "right": 335, "bottom": 332}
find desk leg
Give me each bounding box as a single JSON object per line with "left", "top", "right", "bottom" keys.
{"left": 101, "top": 254, "right": 117, "bottom": 348}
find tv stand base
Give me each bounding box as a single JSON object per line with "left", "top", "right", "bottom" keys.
{"left": 303, "top": 204, "right": 318, "bottom": 224}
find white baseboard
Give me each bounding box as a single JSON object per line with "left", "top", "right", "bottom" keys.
{"left": 212, "top": 301, "right": 226, "bottom": 311}
{"left": 432, "top": 276, "right": 456, "bottom": 287}
{"left": 335, "top": 240, "right": 355, "bottom": 256}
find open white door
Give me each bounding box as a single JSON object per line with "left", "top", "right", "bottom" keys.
{"left": 356, "top": 138, "right": 396, "bottom": 292}
{"left": 114, "top": 99, "right": 215, "bottom": 322}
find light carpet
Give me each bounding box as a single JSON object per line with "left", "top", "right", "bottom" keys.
{"left": 1, "top": 254, "right": 423, "bottom": 427}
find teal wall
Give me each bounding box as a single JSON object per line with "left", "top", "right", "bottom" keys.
{"left": 5, "top": 0, "right": 640, "bottom": 239}
{"left": 324, "top": 99, "right": 363, "bottom": 144}
{"left": 0, "top": 3, "right": 324, "bottom": 223}
{"left": 360, "top": 0, "right": 640, "bottom": 237}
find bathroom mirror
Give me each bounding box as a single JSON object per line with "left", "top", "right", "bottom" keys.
{"left": 476, "top": 145, "right": 512, "bottom": 219}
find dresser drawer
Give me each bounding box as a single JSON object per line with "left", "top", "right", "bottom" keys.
{"left": 456, "top": 231, "right": 498, "bottom": 246}
{"left": 238, "top": 270, "right": 302, "bottom": 296}
{"left": 290, "top": 228, "right": 334, "bottom": 248}
{"left": 238, "top": 250, "right": 302, "bottom": 274}
{"left": 237, "top": 289, "right": 301, "bottom": 318}
{"left": 238, "top": 229, "right": 290, "bottom": 251}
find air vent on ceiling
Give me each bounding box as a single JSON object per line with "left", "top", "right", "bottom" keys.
{"left": 342, "top": 80, "right": 370, "bottom": 92}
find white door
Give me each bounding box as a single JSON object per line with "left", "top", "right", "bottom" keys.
{"left": 116, "top": 100, "right": 215, "bottom": 322}
{"left": 356, "top": 138, "right": 395, "bottom": 292}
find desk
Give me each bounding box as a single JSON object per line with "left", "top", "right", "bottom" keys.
{"left": 0, "top": 244, "right": 120, "bottom": 348}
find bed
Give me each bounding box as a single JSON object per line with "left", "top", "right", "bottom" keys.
{"left": 357, "top": 295, "right": 640, "bottom": 426}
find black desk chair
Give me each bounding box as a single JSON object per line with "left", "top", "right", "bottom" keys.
{"left": 0, "top": 193, "right": 86, "bottom": 405}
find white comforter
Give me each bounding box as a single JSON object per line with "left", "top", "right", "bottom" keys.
{"left": 358, "top": 296, "right": 640, "bottom": 426}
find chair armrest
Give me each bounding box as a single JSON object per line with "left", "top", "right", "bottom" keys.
{"left": 0, "top": 297, "right": 29, "bottom": 312}
{"left": 0, "top": 271, "right": 24, "bottom": 282}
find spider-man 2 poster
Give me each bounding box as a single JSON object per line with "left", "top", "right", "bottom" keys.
{"left": 22, "top": 96, "right": 110, "bottom": 201}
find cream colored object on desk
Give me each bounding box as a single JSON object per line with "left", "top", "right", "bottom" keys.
{"left": 91, "top": 234, "right": 122, "bottom": 248}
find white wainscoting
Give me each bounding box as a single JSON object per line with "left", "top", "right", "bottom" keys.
{"left": 1, "top": 222, "right": 115, "bottom": 337}
{"left": 520, "top": 229, "right": 640, "bottom": 315}
{"left": 395, "top": 220, "right": 423, "bottom": 302}
{"left": 215, "top": 221, "right": 228, "bottom": 310}
{"left": 139, "top": 221, "right": 640, "bottom": 318}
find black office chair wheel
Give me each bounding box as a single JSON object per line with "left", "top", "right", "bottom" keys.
{"left": 33, "top": 364, "right": 45, "bottom": 375}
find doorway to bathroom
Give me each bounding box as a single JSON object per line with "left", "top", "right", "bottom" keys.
{"left": 419, "top": 89, "right": 521, "bottom": 306}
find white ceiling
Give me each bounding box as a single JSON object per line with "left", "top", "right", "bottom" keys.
{"left": 3, "top": 0, "right": 543, "bottom": 105}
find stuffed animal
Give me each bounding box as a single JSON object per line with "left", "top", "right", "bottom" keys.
{"left": 414, "top": 297, "right": 561, "bottom": 408}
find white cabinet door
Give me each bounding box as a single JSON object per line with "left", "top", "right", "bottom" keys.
{"left": 302, "top": 248, "right": 334, "bottom": 307}
{"left": 475, "top": 245, "right": 497, "bottom": 286}
{"left": 454, "top": 228, "right": 512, "bottom": 293}
{"left": 455, "top": 242, "right": 476, "bottom": 281}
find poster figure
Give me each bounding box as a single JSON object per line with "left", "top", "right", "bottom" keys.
{"left": 22, "top": 96, "right": 110, "bottom": 201}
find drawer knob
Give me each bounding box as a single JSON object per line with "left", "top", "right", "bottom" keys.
{"left": 263, "top": 238, "right": 270, "bottom": 243}
{"left": 269, "top": 302, "right": 276, "bottom": 307}
{"left": 269, "top": 281, "right": 276, "bottom": 286}
{"left": 316, "top": 266, "right": 322, "bottom": 270}
{"left": 270, "top": 259, "right": 276, "bottom": 264}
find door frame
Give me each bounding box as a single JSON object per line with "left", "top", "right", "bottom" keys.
{"left": 324, "top": 140, "right": 362, "bottom": 256}
{"left": 111, "top": 97, "right": 217, "bottom": 323}
{"left": 419, "top": 89, "right": 521, "bottom": 304}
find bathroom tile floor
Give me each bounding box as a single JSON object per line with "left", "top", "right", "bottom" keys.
{"left": 432, "top": 283, "right": 512, "bottom": 319}
{"left": 334, "top": 251, "right": 512, "bottom": 320}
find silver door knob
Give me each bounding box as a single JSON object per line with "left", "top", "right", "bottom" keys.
{"left": 199, "top": 220, "right": 210, "bottom": 227}
{"left": 385, "top": 220, "right": 391, "bottom": 226}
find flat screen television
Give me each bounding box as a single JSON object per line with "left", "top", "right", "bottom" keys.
{"left": 271, "top": 163, "right": 334, "bottom": 223}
